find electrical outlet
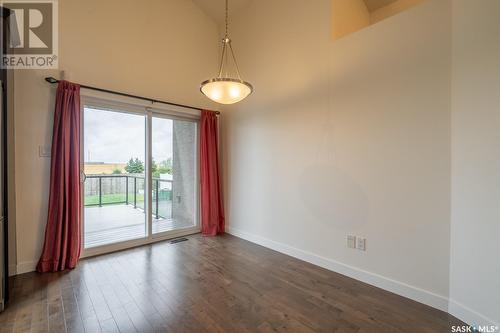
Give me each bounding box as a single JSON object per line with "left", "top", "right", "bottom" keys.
{"left": 356, "top": 237, "right": 366, "bottom": 251}
{"left": 347, "top": 235, "right": 356, "bottom": 249}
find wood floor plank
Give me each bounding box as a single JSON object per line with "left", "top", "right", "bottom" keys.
{"left": 1, "top": 234, "right": 465, "bottom": 332}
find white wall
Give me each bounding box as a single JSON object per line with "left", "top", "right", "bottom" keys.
{"left": 223, "top": 0, "right": 452, "bottom": 309}
{"left": 10, "top": 0, "right": 499, "bottom": 326}
{"left": 12, "top": 0, "right": 220, "bottom": 274}
{"left": 449, "top": 0, "right": 500, "bottom": 326}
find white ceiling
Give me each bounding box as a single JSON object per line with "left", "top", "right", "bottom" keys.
{"left": 192, "top": 0, "right": 252, "bottom": 25}
{"left": 363, "top": 0, "right": 399, "bottom": 12}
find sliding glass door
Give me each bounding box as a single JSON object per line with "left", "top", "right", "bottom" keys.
{"left": 83, "top": 107, "right": 146, "bottom": 248}
{"left": 81, "top": 100, "right": 199, "bottom": 253}
{"left": 152, "top": 115, "right": 198, "bottom": 235}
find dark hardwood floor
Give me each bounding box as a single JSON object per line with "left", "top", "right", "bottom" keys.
{"left": 0, "top": 234, "right": 463, "bottom": 332}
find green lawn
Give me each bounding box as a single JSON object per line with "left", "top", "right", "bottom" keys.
{"left": 84, "top": 192, "right": 172, "bottom": 218}
{"left": 84, "top": 190, "right": 170, "bottom": 206}
{"left": 84, "top": 193, "right": 144, "bottom": 206}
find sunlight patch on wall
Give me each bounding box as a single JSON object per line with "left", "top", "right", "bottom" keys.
{"left": 332, "top": 0, "right": 427, "bottom": 40}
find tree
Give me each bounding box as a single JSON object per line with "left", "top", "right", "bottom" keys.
{"left": 158, "top": 158, "right": 173, "bottom": 175}
{"left": 112, "top": 169, "right": 122, "bottom": 174}
{"left": 153, "top": 158, "right": 172, "bottom": 178}
{"left": 152, "top": 159, "right": 158, "bottom": 177}
{"left": 125, "top": 157, "right": 144, "bottom": 174}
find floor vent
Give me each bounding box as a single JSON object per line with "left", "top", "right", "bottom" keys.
{"left": 170, "top": 238, "right": 188, "bottom": 244}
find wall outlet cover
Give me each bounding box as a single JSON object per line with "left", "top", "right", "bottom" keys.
{"left": 356, "top": 237, "right": 366, "bottom": 251}
{"left": 347, "top": 235, "right": 356, "bottom": 249}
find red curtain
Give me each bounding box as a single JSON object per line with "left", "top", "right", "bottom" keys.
{"left": 37, "top": 81, "right": 81, "bottom": 273}
{"left": 200, "top": 110, "right": 225, "bottom": 236}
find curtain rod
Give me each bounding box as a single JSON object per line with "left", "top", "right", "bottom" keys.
{"left": 44, "top": 77, "right": 220, "bottom": 115}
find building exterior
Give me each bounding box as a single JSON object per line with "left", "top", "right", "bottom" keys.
{"left": 84, "top": 162, "right": 127, "bottom": 175}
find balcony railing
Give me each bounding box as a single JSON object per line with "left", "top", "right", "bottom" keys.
{"left": 84, "top": 174, "right": 172, "bottom": 219}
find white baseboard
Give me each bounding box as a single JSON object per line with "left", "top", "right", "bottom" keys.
{"left": 227, "top": 226, "right": 449, "bottom": 311}
{"left": 16, "top": 261, "right": 36, "bottom": 275}
{"left": 448, "top": 299, "right": 499, "bottom": 328}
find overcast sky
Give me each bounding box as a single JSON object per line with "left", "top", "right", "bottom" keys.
{"left": 84, "top": 107, "right": 173, "bottom": 163}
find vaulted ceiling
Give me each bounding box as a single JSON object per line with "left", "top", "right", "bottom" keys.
{"left": 363, "top": 0, "right": 399, "bottom": 12}
{"left": 193, "top": 0, "right": 401, "bottom": 25}
{"left": 192, "top": 0, "right": 252, "bottom": 25}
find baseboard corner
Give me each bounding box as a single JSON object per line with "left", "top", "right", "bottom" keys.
{"left": 448, "top": 298, "right": 498, "bottom": 328}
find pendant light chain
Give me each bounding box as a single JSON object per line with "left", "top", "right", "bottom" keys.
{"left": 218, "top": 0, "right": 231, "bottom": 79}
{"left": 200, "top": 0, "right": 253, "bottom": 104}
{"left": 224, "top": 0, "right": 229, "bottom": 78}
{"left": 224, "top": 0, "right": 242, "bottom": 80}
{"left": 225, "top": 0, "right": 229, "bottom": 38}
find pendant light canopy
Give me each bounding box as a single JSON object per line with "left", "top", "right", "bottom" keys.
{"left": 200, "top": 0, "right": 253, "bottom": 104}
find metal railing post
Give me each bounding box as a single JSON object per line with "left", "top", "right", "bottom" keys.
{"left": 155, "top": 179, "right": 159, "bottom": 219}
{"left": 98, "top": 176, "right": 102, "bottom": 207}
{"left": 125, "top": 176, "right": 129, "bottom": 205}
{"left": 134, "top": 177, "right": 137, "bottom": 209}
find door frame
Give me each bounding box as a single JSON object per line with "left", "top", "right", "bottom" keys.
{"left": 149, "top": 111, "right": 200, "bottom": 240}
{"left": 79, "top": 91, "right": 201, "bottom": 258}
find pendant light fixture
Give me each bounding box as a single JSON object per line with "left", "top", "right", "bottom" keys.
{"left": 200, "top": 0, "right": 253, "bottom": 104}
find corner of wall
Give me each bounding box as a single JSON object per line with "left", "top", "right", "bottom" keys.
{"left": 448, "top": 299, "right": 499, "bottom": 328}
{"left": 370, "top": 0, "right": 427, "bottom": 24}
{"left": 6, "top": 68, "right": 17, "bottom": 277}
{"left": 331, "top": 0, "right": 371, "bottom": 40}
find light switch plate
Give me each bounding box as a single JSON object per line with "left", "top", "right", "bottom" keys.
{"left": 356, "top": 237, "right": 366, "bottom": 251}
{"left": 39, "top": 145, "right": 51, "bottom": 157}
{"left": 347, "top": 235, "right": 356, "bottom": 249}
